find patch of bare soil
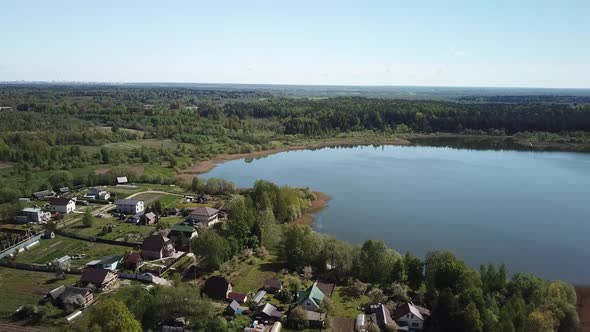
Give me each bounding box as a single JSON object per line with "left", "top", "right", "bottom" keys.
{"left": 332, "top": 317, "right": 354, "bottom": 332}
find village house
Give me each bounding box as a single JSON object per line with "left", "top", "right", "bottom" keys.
{"left": 224, "top": 300, "right": 243, "bottom": 316}
{"left": 49, "top": 197, "right": 76, "bottom": 214}
{"left": 122, "top": 252, "right": 143, "bottom": 270}
{"left": 252, "top": 290, "right": 267, "bottom": 306}
{"left": 297, "top": 282, "right": 325, "bottom": 312}
{"left": 300, "top": 310, "right": 326, "bottom": 329}
{"left": 14, "top": 207, "right": 50, "bottom": 224}
{"left": 85, "top": 256, "right": 121, "bottom": 271}
{"left": 392, "top": 302, "right": 430, "bottom": 331}
{"left": 368, "top": 303, "right": 401, "bottom": 331}
{"left": 186, "top": 207, "right": 220, "bottom": 227}
{"left": 140, "top": 212, "right": 157, "bottom": 225}
{"left": 264, "top": 279, "right": 283, "bottom": 294}
{"left": 48, "top": 285, "right": 94, "bottom": 308}
{"left": 141, "top": 234, "right": 175, "bottom": 260}
{"left": 115, "top": 199, "right": 144, "bottom": 214}
{"left": 227, "top": 292, "right": 248, "bottom": 304}
{"left": 87, "top": 187, "right": 110, "bottom": 200}
{"left": 169, "top": 224, "right": 198, "bottom": 250}
{"left": 58, "top": 187, "right": 70, "bottom": 195}
{"left": 32, "top": 190, "right": 55, "bottom": 200}
{"left": 203, "top": 275, "right": 232, "bottom": 300}
{"left": 254, "top": 303, "right": 283, "bottom": 323}
{"left": 117, "top": 176, "right": 128, "bottom": 185}
{"left": 80, "top": 268, "right": 118, "bottom": 290}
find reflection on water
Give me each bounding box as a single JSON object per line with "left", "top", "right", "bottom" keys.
{"left": 202, "top": 145, "right": 590, "bottom": 283}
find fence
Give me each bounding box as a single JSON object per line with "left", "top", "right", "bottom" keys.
{"left": 55, "top": 229, "right": 141, "bottom": 248}
{"left": 0, "top": 234, "right": 43, "bottom": 259}
{"left": 0, "top": 260, "right": 82, "bottom": 274}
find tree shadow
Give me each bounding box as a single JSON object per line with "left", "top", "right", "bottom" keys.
{"left": 259, "top": 261, "right": 282, "bottom": 273}
{"left": 44, "top": 277, "right": 65, "bottom": 285}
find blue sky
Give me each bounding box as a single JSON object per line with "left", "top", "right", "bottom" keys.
{"left": 1, "top": 0, "right": 589, "bottom": 88}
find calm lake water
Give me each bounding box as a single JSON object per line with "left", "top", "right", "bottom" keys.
{"left": 201, "top": 145, "right": 590, "bottom": 284}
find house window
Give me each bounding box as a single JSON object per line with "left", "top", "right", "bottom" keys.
{"left": 412, "top": 323, "right": 419, "bottom": 327}
{"left": 409, "top": 314, "right": 413, "bottom": 318}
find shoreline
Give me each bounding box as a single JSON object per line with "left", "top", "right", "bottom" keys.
{"left": 292, "top": 191, "right": 331, "bottom": 226}
{"left": 180, "top": 136, "right": 411, "bottom": 177}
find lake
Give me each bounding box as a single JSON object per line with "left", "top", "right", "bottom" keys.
{"left": 201, "top": 145, "right": 590, "bottom": 284}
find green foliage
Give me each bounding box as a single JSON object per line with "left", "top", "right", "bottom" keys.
{"left": 358, "top": 240, "right": 400, "bottom": 283}
{"left": 86, "top": 299, "right": 142, "bottom": 332}
{"left": 192, "top": 230, "right": 231, "bottom": 270}
{"left": 139, "top": 286, "right": 216, "bottom": 331}
{"left": 82, "top": 208, "right": 93, "bottom": 228}
{"left": 278, "top": 224, "right": 322, "bottom": 270}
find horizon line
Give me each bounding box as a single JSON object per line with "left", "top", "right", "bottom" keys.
{"left": 1, "top": 80, "right": 590, "bottom": 91}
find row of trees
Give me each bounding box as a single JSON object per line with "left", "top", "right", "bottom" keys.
{"left": 276, "top": 223, "right": 578, "bottom": 332}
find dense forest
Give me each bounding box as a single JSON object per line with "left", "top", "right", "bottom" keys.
{"left": 0, "top": 84, "right": 589, "bottom": 205}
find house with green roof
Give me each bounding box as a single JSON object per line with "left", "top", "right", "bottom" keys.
{"left": 169, "top": 224, "right": 198, "bottom": 250}
{"left": 297, "top": 282, "right": 325, "bottom": 311}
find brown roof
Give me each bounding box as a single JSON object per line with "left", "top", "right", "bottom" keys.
{"left": 227, "top": 292, "right": 248, "bottom": 303}
{"left": 50, "top": 197, "right": 73, "bottom": 206}
{"left": 317, "top": 281, "right": 335, "bottom": 297}
{"left": 204, "top": 276, "right": 231, "bottom": 300}
{"left": 80, "top": 268, "right": 114, "bottom": 286}
{"left": 141, "top": 234, "right": 171, "bottom": 252}
{"left": 124, "top": 252, "right": 142, "bottom": 264}
{"left": 264, "top": 279, "right": 282, "bottom": 290}
{"left": 190, "top": 207, "right": 219, "bottom": 217}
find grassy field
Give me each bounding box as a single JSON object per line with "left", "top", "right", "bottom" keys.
{"left": 0, "top": 267, "right": 79, "bottom": 319}
{"left": 62, "top": 217, "right": 154, "bottom": 242}
{"left": 226, "top": 256, "right": 278, "bottom": 294}
{"left": 331, "top": 286, "right": 369, "bottom": 318}
{"left": 15, "top": 235, "right": 129, "bottom": 268}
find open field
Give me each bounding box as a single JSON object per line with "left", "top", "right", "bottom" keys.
{"left": 0, "top": 267, "right": 79, "bottom": 320}
{"left": 103, "top": 139, "right": 198, "bottom": 151}
{"left": 15, "top": 236, "right": 129, "bottom": 268}
{"left": 224, "top": 256, "right": 279, "bottom": 294}
{"left": 63, "top": 217, "right": 154, "bottom": 242}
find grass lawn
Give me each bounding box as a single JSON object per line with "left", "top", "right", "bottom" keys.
{"left": 107, "top": 183, "right": 186, "bottom": 198}
{"left": 226, "top": 256, "right": 279, "bottom": 294}
{"left": 63, "top": 217, "right": 154, "bottom": 242}
{"left": 158, "top": 194, "right": 181, "bottom": 208}
{"left": 15, "top": 235, "right": 129, "bottom": 268}
{"left": 331, "top": 286, "right": 368, "bottom": 318}
{"left": 0, "top": 267, "right": 79, "bottom": 319}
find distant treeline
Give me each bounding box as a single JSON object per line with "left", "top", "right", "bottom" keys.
{"left": 458, "top": 95, "right": 590, "bottom": 104}
{"left": 225, "top": 98, "right": 590, "bottom": 135}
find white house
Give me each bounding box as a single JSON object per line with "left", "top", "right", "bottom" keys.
{"left": 114, "top": 199, "right": 144, "bottom": 214}
{"left": 15, "top": 208, "right": 50, "bottom": 224}
{"left": 117, "top": 176, "right": 128, "bottom": 185}
{"left": 187, "top": 207, "right": 220, "bottom": 227}
{"left": 49, "top": 197, "right": 76, "bottom": 214}
{"left": 392, "top": 302, "right": 430, "bottom": 331}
